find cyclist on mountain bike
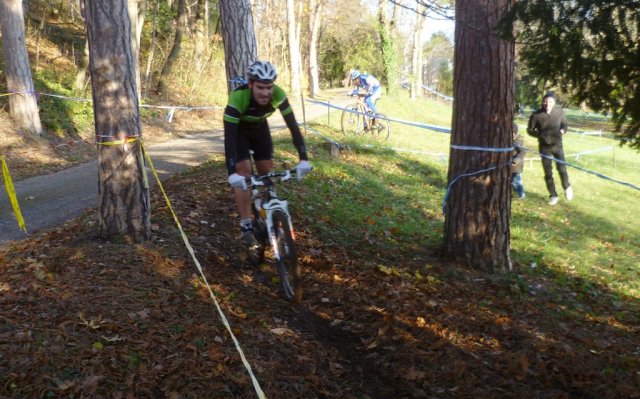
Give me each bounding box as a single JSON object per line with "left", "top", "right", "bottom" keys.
{"left": 224, "top": 60, "right": 312, "bottom": 248}
{"left": 349, "top": 70, "right": 382, "bottom": 117}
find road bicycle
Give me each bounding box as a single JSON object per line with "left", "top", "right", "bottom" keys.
{"left": 341, "top": 94, "right": 391, "bottom": 141}
{"left": 246, "top": 162, "right": 302, "bottom": 303}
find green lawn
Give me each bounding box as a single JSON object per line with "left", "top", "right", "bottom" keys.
{"left": 279, "top": 93, "right": 640, "bottom": 298}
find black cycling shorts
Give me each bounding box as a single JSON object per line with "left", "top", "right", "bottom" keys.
{"left": 235, "top": 122, "right": 274, "bottom": 162}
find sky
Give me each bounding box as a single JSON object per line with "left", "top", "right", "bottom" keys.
{"left": 423, "top": 15, "right": 455, "bottom": 40}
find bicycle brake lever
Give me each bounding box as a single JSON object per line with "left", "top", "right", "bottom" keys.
{"left": 281, "top": 170, "right": 292, "bottom": 182}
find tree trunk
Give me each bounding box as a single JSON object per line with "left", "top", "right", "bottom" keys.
{"left": 156, "top": 0, "right": 186, "bottom": 96}
{"left": 307, "top": 0, "right": 322, "bottom": 98}
{"left": 410, "top": 8, "right": 426, "bottom": 99}
{"left": 82, "top": 0, "right": 151, "bottom": 242}
{"left": 0, "top": 0, "right": 43, "bottom": 136}
{"left": 442, "top": 0, "right": 515, "bottom": 272}
{"left": 74, "top": 38, "right": 90, "bottom": 92}
{"left": 136, "top": 0, "right": 147, "bottom": 50}
{"left": 143, "top": 0, "right": 158, "bottom": 98}
{"left": 286, "top": 0, "right": 301, "bottom": 94}
{"left": 193, "top": 0, "right": 206, "bottom": 73}
{"left": 377, "top": 0, "right": 397, "bottom": 94}
{"left": 219, "top": 0, "right": 257, "bottom": 92}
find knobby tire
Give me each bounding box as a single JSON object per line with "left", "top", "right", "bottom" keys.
{"left": 271, "top": 210, "right": 301, "bottom": 303}
{"left": 249, "top": 206, "right": 267, "bottom": 265}
{"left": 372, "top": 113, "right": 391, "bottom": 142}
{"left": 341, "top": 103, "right": 365, "bottom": 136}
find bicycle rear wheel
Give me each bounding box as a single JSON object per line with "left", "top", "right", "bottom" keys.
{"left": 271, "top": 210, "right": 301, "bottom": 302}
{"left": 341, "top": 104, "right": 365, "bottom": 136}
{"left": 371, "top": 114, "right": 391, "bottom": 142}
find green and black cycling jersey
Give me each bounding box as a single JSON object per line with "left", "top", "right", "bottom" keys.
{"left": 223, "top": 83, "right": 307, "bottom": 175}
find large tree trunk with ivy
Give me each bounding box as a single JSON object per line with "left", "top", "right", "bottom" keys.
{"left": 377, "top": 0, "right": 398, "bottom": 95}
{"left": 0, "top": 0, "right": 43, "bottom": 136}
{"left": 156, "top": 0, "right": 186, "bottom": 96}
{"left": 82, "top": 0, "right": 151, "bottom": 242}
{"left": 219, "top": 0, "right": 257, "bottom": 92}
{"left": 442, "top": 0, "right": 515, "bottom": 272}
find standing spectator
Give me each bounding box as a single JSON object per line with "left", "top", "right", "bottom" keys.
{"left": 527, "top": 92, "right": 573, "bottom": 205}
{"left": 511, "top": 122, "right": 526, "bottom": 199}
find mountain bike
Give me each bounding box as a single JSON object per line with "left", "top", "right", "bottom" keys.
{"left": 341, "top": 94, "right": 391, "bottom": 142}
{"left": 246, "top": 163, "right": 302, "bottom": 303}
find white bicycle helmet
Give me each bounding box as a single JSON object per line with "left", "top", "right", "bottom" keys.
{"left": 247, "top": 60, "right": 277, "bottom": 83}
{"left": 350, "top": 70, "right": 361, "bottom": 81}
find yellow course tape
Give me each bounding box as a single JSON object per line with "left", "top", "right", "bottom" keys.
{"left": 1, "top": 156, "right": 27, "bottom": 232}
{"left": 140, "top": 143, "right": 267, "bottom": 399}
{"left": 96, "top": 137, "right": 139, "bottom": 146}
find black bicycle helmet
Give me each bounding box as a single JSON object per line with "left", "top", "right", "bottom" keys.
{"left": 247, "top": 60, "right": 277, "bottom": 83}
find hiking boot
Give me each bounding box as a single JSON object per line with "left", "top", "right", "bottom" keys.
{"left": 565, "top": 186, "right": 574, "bottom": 201}
{"left": 548, "top": 196, "right": 559, "bottom": 206}
{"left": 241, "top": 228, "right": 259, "bottom": 249}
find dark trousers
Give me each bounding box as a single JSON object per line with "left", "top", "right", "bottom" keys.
{"left": 539, "top": 142, "right": 570, "bottom": 197}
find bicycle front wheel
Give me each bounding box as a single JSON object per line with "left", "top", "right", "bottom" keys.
{"left": 371, "top": 114, "right": 391, "bottom": 142}
{"left": 341, "top": 104, "right": 365, "bottom": 136}
{"left": 249, "top": 207, "right": 267, "bottom": 265}
{"left": 271, "top": 210, "right": 301, "bottom": 302}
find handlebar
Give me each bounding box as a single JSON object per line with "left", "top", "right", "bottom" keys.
{"left": 247, "top": 169, "right": 295, "bottom": 188}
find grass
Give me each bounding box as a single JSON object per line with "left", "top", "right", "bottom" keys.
{"left": 273, "top": 92, "right": 640, "bottom": 298}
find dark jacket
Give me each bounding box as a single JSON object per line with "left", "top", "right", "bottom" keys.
{"left": 527, "top": 106, "right": 568, "bottom": 146}
{"left": 512, "top": 123, "right": 525, "bottom": 174}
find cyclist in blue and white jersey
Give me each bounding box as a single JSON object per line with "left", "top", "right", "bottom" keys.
{"left": 349, "top": 70, "right": 382, "bottom": 116}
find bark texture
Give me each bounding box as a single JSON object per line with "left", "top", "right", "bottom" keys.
{"left": 82, "top": 0, "right": 151, "bottom": 242}
{"left": 0, "top": 0, "right": 43, "bottom": 136}
{"left": 442, "top": 0, "right": 515, "bottom": 272}
{"left": 219, "top": 0, "right": 257, "bottom": 92}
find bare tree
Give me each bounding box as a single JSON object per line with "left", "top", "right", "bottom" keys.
{"left": 0, "top": 0, "right": 43, "bottom": 136}
{"left": 143, "top": 0, "right": 159, "bottom": 97}
{"left": 82, "top": 0, "right": 151, "bottom": 242}
{"left": 286, "top": 0, "right": 302, "bottom": 94}
{"left": 442, "top": 0, "right": 515, "bottom": 271}
{"left": 156, "top": 0, "right": 187, "bottom": 96}
{"left": 193, "top": 0, "right": 207, "bottom": 72}
{"left": 410, "top": 6, "right": 426, "bottom": 99}
{"left": 307, "top": 0, "right": 323, "bottom": 97}
{"left": 219, "top": 0, "right": 257, "bottom": 92}
{"left": 74, "top": 38, "right": 90, "bottom": 92}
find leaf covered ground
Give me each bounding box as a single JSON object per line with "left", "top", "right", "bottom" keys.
{"left": 1, "top": 151, "right": 639, "bottom": 399}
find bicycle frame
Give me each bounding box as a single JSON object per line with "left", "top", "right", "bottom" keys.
{"left": 250, "top": 171, "right": 296, "bottom": 260}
